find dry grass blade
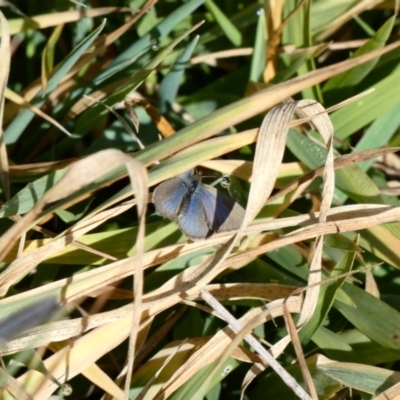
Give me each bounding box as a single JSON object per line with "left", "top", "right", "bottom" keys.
{"left": 153, "top": 296, "right": 303, "bottom": 399}
{"left": 0, "top": 10, "right": 11, "bottom": 200}
{"left": 0, "top": 305, "right": 132, "bottom": 355}
{"left": 123, "top": 158, "right": 148, "bottom": 397}
{"left": 0, "top": 366, "right": 32, "bottom": 400}
{"left": 277, "top": 102, "right": 334, "bottom": 395}
{"left": 243, "top": 100, "right": 334, "bottom": 393}
{"left": 8, "top": 159, "right": 77, "bottom": 176}
{"left": 0, "top": 149, "right": 148, "bottom": 285}
{"left": 6, "top": 7, "right": 133, "bottom": 35}
{"left": 227, "top": 206, "right": 400, "bottom": 268}
{"left": 267, "top": 147, "right": 400, "bottom": 206}
{"left": 83, "top": 94, "right": 145, "bottom": 149}
{"left": 136, "top": 339, "right": 189, "bottom": 400}
{"left": 375, "top": 380, "right": 400, "bottom": 400}
{"left": 0, "top": 203, "right": 132, "bottom": 292}
{"left": 5, "top": 88, "right": 73, "bottom": 137}
{"left": 2, "top": 152, "right": 147, "bottom": 398}
{"left": 317, "top": 0, "right": 387, "bottom": 40}
{"left": 190, "top": 47, "right": 253, "bottom": 65}
{"left": 124, "top": 97, "right": 176, "bottom": 139}
{"left": 244, "top": 102, "right": 299, "bottom": 226}
{"left": 283, "top": 302, "right": 318, "bottom": 399}
{"left": 200, "top": 290, "right": 312, "bottom": 400}
{"left": 294, "top": 100, "right": 335, "bottom": 325}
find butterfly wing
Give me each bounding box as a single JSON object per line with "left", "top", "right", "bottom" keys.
{"left": 152, "top": 177, "right": 188, "bottom": 220}
{"left": 153, "top": 170, "right": 243, "bottom": 239}
{"left": 198, "top": 184, "right": 245, "bottom": 232}
{"left": 177, "top": 189, "right": 212, "bottom": 240}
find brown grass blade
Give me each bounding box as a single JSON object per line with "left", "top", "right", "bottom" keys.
{"left": 294, "top": 100, "right": 335, "bottom": 327}
{"left": 5, "top": 88, "right": 73, "bottom": 137}
{"left": 6, "top": 7, "right": 134, "bottom": 35}
{"left": 0, "top": 10, "right": 11, "bottom": 199}
{"left": 316, "top": 0, "right": 387, "bottom": 40}
{"left": 267, "top": 147, "right": 400, "bottom": 206}
{"left": 200, "top": 290, "right": 312, "bottom": 400}
{"left": 0, "top": 149, "right": 148, "bottom": 288}
{"left": 8, "top": 158, "right": 77, "bottom": 176}
{"left": 153, "top": 296, "right": 303, "bottom": 399}
{"left": 244, "top": 102, "right": 299, "bottom": 226}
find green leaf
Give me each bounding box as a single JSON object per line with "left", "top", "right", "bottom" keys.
{"left": 159, "top": 35, "right": 200, "bottom": 113}
{"left": 169, "top": 358, "right": 240, "bottom": 400}
{"left": 249, "top": 355, "right": 340, "bottom": 399}
{"left": 0, "top": 170, "right": 67, "bottom": 218}
{"left": 205, "top": 0, "right": 242, "bottom": 46}
{"left": 323, "top": 16, "right": 395, "bottom": 103}
{"left": 312, "top": 327, "right": 360, "bottom": 362}
{"left": 283, "top": 0, "right": 321, "bottom": 100}
{"left": 41, "top": 23, "right": 64, "bottom": 92}
{"left": 287, "top": 130, "right": 383, "bottom": 204}
{"left": 354, "top": 101, "right": 400, "bottom": 171}
{"left": 311, "top": 1, "right": 357, "bottom": 32}
{"left": 249, "top": 8, "right": 266, "bottom": 82}
{"left": 330, "top": 62, "right": 400, "bottom": 140}
{"left": 319, "top": 361, "right": 400, "bottom": 395}
{"left": 335, "top": 282, "right": 400, "bottom": 350}
{"left": 300, "top": 244, "right": 356, "bottom": 344}
{"left": 339, "top": 329, "right": 400, "bottom": 365}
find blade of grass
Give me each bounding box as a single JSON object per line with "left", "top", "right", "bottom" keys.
{"left": 0, "top": 10, "right": 11, "bottom": 199}
{"left": 92, "top": 0, "right": 205, "bottom": 85}
{"left": 205, "top": 0, "right": 242, "bottom": 46}
{"left": 4, "top": 18, "right": 106, "bottom": 145}
{"left": 4, "top": 7, "right": 130, "bottom": 35}
{"left": 75, "top": 20, "right": 204, "bottom": 136}
{"left": 41, "top": 23, "right": 64, "bottom": 93}
{"left": 249, "top": 7, "right": 267, "bottom": 82}
{"left": 159, "top": 35, "right": 200, "bottom": 113}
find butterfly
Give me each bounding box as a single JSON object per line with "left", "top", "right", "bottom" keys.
{"left": 152, "top": 169, "right": 245, "bottom": 240}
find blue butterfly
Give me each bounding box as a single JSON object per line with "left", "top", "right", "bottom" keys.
{"left": 152, "top": 169, "right": 245, "bottom": 240}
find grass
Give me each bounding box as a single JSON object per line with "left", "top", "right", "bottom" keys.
{"left": 1, "top": 0, "right": 400, "bottom": 399}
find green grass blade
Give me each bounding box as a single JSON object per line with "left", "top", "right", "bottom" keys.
{"left": 159, "top": 35, "right": 200, "bottom": 113}
{"left": 335, "top": 282, "right": 400, "bottom": 350}
{"left": 354, "top": 102, "right": 400, "bottom": 171}
{"left": 75, "top": 21, "right": 203, "bottom": 136}
{"left": 323, "top": 16, "right": 395, "bottom": 104}
{"left": 92, "top": 0, "right": 205, "bottom": 85}
{"left": 249, "top": 8, "right": 266, "bottom": 82}
{"left": 300, "top": 246, "right": 356, "bottom": 344}
{"left": 4, "top": 19, "right": 106, "bottom": 145}
{"left": 205, "top": 0, "right": 242, "bottom": 46}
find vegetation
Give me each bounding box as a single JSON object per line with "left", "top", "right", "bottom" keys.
{"left": 1, "top": 0, "right": 400, "bottom": 399}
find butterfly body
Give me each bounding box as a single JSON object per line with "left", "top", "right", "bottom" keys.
{"left": 152, "top": 169, "right": 245, "bottom": 240}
